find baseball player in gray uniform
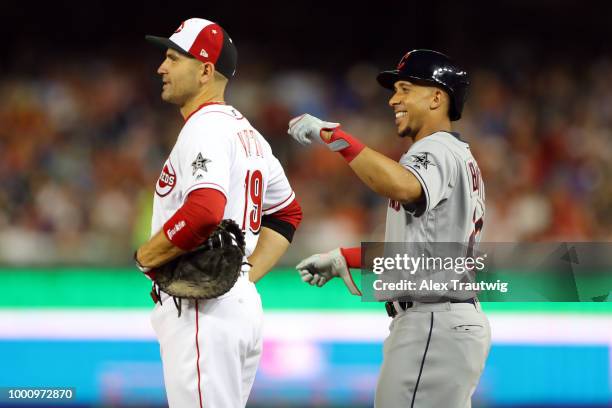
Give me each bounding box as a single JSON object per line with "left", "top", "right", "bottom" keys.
{"left": 288, "top": 50, "right": 491, "bottom": 408}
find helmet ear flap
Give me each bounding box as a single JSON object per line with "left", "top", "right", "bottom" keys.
{"left": 448, "top": 83, "right": 468, "bottom": 121}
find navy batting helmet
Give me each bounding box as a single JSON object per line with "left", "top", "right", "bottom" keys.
{"left": 377, "top": 49, "right": 469, "bottom": 121}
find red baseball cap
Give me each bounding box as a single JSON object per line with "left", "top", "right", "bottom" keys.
{"left": 146, "top": 18, "right": 238, "bottom": 79}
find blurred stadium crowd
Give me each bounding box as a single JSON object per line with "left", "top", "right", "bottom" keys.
{"left": 1, "top": 54, "right": 611, "bottom": 265}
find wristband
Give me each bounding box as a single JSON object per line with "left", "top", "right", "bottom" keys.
{"left": 340, "top": 247, "right": 362, "bottom": 269}
{"left": 324, "top": 128, "right": 366, "bottom": 163}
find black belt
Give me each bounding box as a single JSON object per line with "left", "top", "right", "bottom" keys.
{"left": 385, "top": 298, "right": 477, "bottom": 318}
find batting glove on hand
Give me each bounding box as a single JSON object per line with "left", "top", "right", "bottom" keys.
{"left": 288, "top": 114, "right": 340, "bottom": 147}
{"left": 296, "top": 248, "right": 362, "bottom": 296}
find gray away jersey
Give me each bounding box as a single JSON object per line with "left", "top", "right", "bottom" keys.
{"left": 380, "top": 132, "right": 485, "bottom": 302}
{"left": 385, "top": 131, "right": 485, "bottom": 244}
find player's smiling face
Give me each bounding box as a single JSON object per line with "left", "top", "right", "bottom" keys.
{"left": 389, "top": 80, "right": 438, "bottom": 139}
{"left": 157, "top": 49, "right": 202, "bottom": 105}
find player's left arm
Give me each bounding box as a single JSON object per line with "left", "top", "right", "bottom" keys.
{"left": 136, "top": 187, "right": 227, "bottom": 269}
{"left": 136, "top": 229, "right": 184, "bottom": 270}
{"left": 137, "top": 117, "right": 233, "bottom": 270}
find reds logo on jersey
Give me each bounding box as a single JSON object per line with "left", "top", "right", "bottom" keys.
{"left": 156, "top": 160, "right": 177, "bottom": 197}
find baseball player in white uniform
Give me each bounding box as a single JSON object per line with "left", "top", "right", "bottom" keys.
{"left": 288, "top": 50, "right": 490, "bottom": 407}
{"left": 135, "top": 18, "right": 303, "bottom": 408}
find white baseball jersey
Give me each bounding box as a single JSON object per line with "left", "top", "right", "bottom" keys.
{"left": 150, "top": 103, "right": 280, "bottom": 407}
{"left": 151, "top": 102, "right": 295, "bottom": 257}
{"left": 385, "top": 131, "right": 485, "bottom": 246}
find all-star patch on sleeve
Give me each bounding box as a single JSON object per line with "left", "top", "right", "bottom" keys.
{"left": 177, "top": 116, "right": 235, "bottom": 201}
{"left": 191, "top": 152, "right": 212, "bottom": 175}
{"left": 399, "top": 135, "right": 457, "bottom": 214}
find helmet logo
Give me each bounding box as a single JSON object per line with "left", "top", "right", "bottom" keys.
{"left": 397, "top": 52, "right": 412, "bottom": 70}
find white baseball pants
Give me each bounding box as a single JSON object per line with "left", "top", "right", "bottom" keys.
{"left": 151, "top": 275, "right": 263, "bottom": 408}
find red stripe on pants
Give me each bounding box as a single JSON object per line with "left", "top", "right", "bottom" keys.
{"left": 196, "top": 301, "right": 203, "bottom": 408}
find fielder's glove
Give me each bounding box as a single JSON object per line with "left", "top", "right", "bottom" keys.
{"left": 296, "top": 248, "right": 362, "bottom": 296}
{"left": 151, "top": 219, "right": 246, "bottom": 315}
{"left": 288, "top": 114, "right": 346, "bottom": 150}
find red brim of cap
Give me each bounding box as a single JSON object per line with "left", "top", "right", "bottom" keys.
{"left": 145, "top": 35, "right": 192, "bottom": 58}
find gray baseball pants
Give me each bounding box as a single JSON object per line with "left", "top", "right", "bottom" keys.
{"left": 375, "top": 300, "right": 491, "bottom": 408}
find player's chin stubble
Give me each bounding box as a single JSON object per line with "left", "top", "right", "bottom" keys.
{"left": 398, "top": 123, "right": 415, "bottom": 139}
{"left": 161, "top": 86, "right": 172, "bottom": 102}
{"left": 161, "top": 88, "right": 183, "bottom": 106}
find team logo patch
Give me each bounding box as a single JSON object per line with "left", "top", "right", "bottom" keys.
{"left": 397, "top": 51, "right": 412, "bottom": 70}
{"left": 410, "top": 152, "right": 435, "bottom": 170}
{"left": 192, "top": 152, "right": 211, "bottom": 175}
{"left": 156, "top": 160, "right": 176, "bottom": 197}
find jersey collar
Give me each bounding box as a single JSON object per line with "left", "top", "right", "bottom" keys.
{"left": 449, "top": 131, "right": 463, "bottom": 141}
{"left": 184, "top": 101, "right": 226, "bottom": 122}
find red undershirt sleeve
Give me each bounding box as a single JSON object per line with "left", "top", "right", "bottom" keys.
{"left": 162, "top": 188, "right": 227, "bottom": 251}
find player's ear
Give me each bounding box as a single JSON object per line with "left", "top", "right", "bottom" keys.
{"left": 199, "top": 62, "right": 215, "bottom": 85}
{"left": 430, "top": 88, "right": 446, "bottom": 112}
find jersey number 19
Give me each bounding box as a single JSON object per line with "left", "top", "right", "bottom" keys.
{"left": 243, "top": 170, "right": 263, "bottom": 233}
